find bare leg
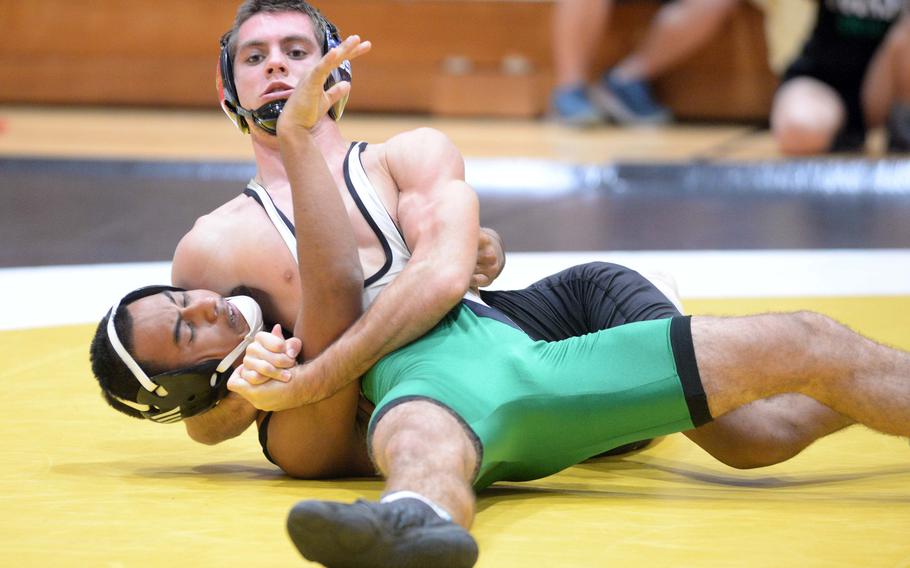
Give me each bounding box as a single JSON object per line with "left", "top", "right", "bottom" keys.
{"left": 265, "top": 406, "right": 375, "bottom": 478}
{"left": 553, "top": 0, "right": 612, "bottom": 88}
{"left": 641, "top": 272, "right": 853, "bottom": 469}
{"left": 372, "top": 400, "right": 479, "bottom": 529}
{"left": 286, "top": 399, "right": 480, "bottom": 568}
{"left": 692, "top": 312, "right": 910, "bottom": 437}
{"left": 684, "top": 393, "right": 853, "bottom": 469}
{"left": 771, "top": 77, "right": 846, "bottom": 155}
{"left": 613, "top": 0, "right": 739, "bottom": 82}
{"left": 863, "top": 14, "right": 910, "bottom": 127}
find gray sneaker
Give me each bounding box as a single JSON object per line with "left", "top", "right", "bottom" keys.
{"left": 286, "top": 498, "right": 479, "bottom": 568}
{"left": 591, "top": 71, "right": 672, "bottom": 125}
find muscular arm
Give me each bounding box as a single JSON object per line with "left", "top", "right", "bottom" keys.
{"left": 259, "top": 124, "right": 365, "bottom": 477}
{"left": 228, "top": 36, "right": 371, "bottom": 477}
{"left": 182, "top": 392, "right": 259, "bottom": 445}
{"left": 286, "top": 127, "right": 480, "bottom": 404}
{"left": 283, "top": 135, "right": 363, "bottom": 356}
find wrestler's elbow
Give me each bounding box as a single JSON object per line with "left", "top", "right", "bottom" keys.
{"left": 183, "top": 407, "right": 252, "bottom": 445}
{"left": 426, "top": 263, "right": 472, "bottom": 307}
{"left": 185, "top": 424, "right": 229, "bottom": 446}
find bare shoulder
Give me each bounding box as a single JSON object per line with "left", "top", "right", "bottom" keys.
{"left": 386, "top": 127, "right": 461, "bottom": 162}
{"left": 384, "top": 128, "right": 465, "bottom": 187}
{"left": 171, "top": 196, "right": 254, "bottom": 290}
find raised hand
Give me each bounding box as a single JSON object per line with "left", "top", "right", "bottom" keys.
{"left": 278, "top": 35, "right": 372, "bottom": 132}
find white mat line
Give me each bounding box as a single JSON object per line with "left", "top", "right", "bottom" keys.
{"left": 2, "top": 249, "right": 909, "bottom": 331}
{"left": 488, "top": 249, "right": 910, "bottom": 299}
{"left": 0, "top": 262, "right": 172, "bottom": 331}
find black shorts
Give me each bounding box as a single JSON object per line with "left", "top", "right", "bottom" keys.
{"left": 782, "top": 55, "right": 872, "bottom": 138}
{"left": 258, "top": 262, "right": 681, "bottom": 465}
{"left": 480, "top": 261, "right": 681, "bottom": 341}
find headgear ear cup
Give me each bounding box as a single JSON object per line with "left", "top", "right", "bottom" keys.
{"left": 135, "top": 362, "right": 226, "bottom": 423}
{"left": 217, "top": 32, "right": 250, "bottom": 134}
{"left": 216, "top": 10, "right": 351, "bottom": 132}
{"left": 320, "top": 18, "right": 352, "bottom": 120}
{"left": 105, "top": 286, "right": 263, "bottom": 423}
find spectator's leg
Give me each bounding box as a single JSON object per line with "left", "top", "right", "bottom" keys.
{"left": 553, "top": 0, "right": 611, "bottom": 88}
{"left": 771, "top": 77, "right": 846, "bottom": 155}
{"left": 862, "top": 14, "right": 910, "bottom": 151}
{"left": 613, "top": 0, "right": 740, "bottom": 82}
{"left": 551, "top": 0, "right": 612, "bottom": 125}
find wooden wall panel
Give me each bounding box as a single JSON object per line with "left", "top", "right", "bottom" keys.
{"left": 0, "top": 0, "right": 234, "bottom": 106}
{"left": 0, "top": 0, "right": 776, "bottom": 120}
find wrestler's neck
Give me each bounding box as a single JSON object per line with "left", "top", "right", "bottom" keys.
{"left": 250, "top": 115, "right": 349, "bottom": 192}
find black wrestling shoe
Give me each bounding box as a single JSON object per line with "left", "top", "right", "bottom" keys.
{"left": 286, "top": 497, "right": 479, "bottom": 568}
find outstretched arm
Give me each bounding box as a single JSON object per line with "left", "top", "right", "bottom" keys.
{"left": 228, "top": 35, "right": 374, "bottom": 476}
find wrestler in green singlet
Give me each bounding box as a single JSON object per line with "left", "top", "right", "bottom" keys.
{"left": 363, "top": 300, "right": 711, "bottom": 490}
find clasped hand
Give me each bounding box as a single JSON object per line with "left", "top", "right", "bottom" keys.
{"left": 227, "top": 324, "right": 330, "bottom": 411}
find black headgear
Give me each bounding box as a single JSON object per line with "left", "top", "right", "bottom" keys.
{"left": 216, "top": 10, "right": 352, "bottom": 134}
{"left": 105, "top": 286, "right": 258, "bottom": 423}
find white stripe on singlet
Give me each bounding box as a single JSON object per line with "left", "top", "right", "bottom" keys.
{"left": 344, "top": 142, "right": 412, "bottom": 305}
{"left": 245, "top": 179, "right": 298, "bottom": 264}
{"left": 243, "top": 142, "right": 413, "bottom": 307}
{"left": 345, "top": 143, "right": 490, "bottom": 307}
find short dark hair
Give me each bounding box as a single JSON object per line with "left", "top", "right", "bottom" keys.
{"left": 89, "top": 292, "right": 170, "bottom": 420}
{"left": 226, "top": 0, "right": 329, "bottom": 60}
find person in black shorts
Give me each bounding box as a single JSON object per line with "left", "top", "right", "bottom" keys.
{"left": 772, "top": 1, "right": 910, "bottom": 154}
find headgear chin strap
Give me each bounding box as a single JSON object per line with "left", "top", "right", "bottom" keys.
{"left": 105, "top": 286, "right": 264, "bottom": 423}
{"left": 236, "top": 100, "right": 287, "bottom": 136}
{"left": 217, "top": 8, "right": 352, "bottom": 135}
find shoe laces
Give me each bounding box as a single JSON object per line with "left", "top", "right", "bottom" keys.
{"left": 357, "top": 499, "right": 440, "bottom": 533}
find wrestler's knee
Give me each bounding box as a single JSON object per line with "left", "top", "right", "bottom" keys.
{"left": 692, "top": 420, "right": 810, "bottom": 469}
{"left": 371, "top": 401, "right": 477, "bottom": 474}
{"left": 708, "top": 437, "right": 803, "bottom": 470}
{"left": 773, "top": 118, "right": 837, "bottom": 155}
{"left": 268, "top": 437, "right": 327, "bottom": 479}
{"left": 772, "top": 81, "right": 843, "bottom": 155}
{"left": 787, "top": 310, "right": 844, "bottom": 346}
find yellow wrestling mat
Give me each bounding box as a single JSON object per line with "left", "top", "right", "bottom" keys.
{"left": 1, "top": 296, "right": 908, "bottom": 567}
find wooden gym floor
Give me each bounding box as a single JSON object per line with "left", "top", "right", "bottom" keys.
{"left": 0, "top": 105, "right": 908, "bottom": 567}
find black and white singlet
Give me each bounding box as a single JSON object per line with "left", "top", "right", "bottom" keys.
{"left": 243, "top": 141, "right": 411, "bottom": 307}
